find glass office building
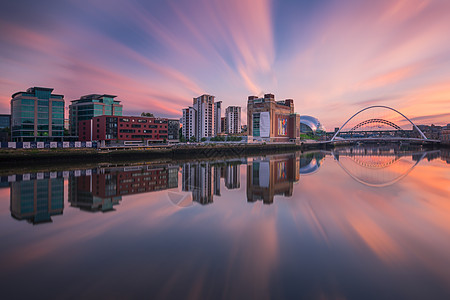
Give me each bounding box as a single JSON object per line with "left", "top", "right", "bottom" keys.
{"left": 11, "top": 87, "right": 65, "bottom": 142}
{"left": 69, "top": 94, "right": 123, "bottom": 137}
{"left": 0, "top": 114, "right": 11, "bottom": 129}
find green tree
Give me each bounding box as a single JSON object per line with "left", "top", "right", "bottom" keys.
{"left": 201, "top": 137, "right": 207, "bottom": 142}
{"left": 141, "top": 112, "right": 154, "bottom": 117}
{"left": 189, "top": 136, "right": 197, "bottom": 143}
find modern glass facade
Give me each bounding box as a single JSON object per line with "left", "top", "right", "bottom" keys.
{"left": 0, "top": 114, "right": 11, "bottom": 129}
{"left": 10, "top": 177, "right": 64, "bottom": 224}
{"left": 10, "top": 87, "right": 65, "bottom": 142}
{"left": 69, "top": 94, "right": 123, "bottom": 137}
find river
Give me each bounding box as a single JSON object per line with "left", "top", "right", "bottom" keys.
{"left": 1, "top": 145, "right": 449, "bottom": 299}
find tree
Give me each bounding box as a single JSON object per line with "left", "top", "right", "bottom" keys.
{"left": 201, "top": 137, "right": 207, "bottom": 142}
{"left": 189, "top": 136, "right": 197, "bottom": 143}
{"left": 141, "top": 112, "right": 154, "bottom": 117}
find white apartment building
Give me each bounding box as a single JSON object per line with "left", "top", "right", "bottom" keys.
{"left": 225, "top": 106, "right": 241, "bottom": 135}
{"left": 193, "top": 94, "right": 215, "bottom": 141}
{"left": 182, "top": 107, "right": 197, "bottom": 140}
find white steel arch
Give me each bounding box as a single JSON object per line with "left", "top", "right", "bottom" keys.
{"left": 331, "top": 105, "right": 427, "bottom": 141}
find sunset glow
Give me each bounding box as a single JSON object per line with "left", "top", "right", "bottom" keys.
{"left": 1, "top": 0, "right": 449, "bottom": 129}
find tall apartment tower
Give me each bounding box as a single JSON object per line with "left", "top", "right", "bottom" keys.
{"left": 182, "top": 107, "right": 197, "bottom": 141}
{"left": 11, "top": 87, "right": 65, "bottom": 142}
{"left": 214, "top": 101, "right": 222, "bottom": 135}
{"left": 225, "top": 106, "right": 241, "bottom": 135}
{"left": 193, "top": 94, "right": 215, "bottom": 141}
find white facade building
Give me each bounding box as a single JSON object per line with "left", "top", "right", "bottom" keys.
{"left": 182, "top": 107, "right": 197, "bottom": 141}
{"left": 193, "top": 94, "right": 215, "bottom": 141}
{"left": 225, "top": 106, "right": 241, "bottom": 135}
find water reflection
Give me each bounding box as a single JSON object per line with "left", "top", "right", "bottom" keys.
{"left": 331, "top": 145, "right": 442, "bottom": 187}
{"left": 299, "top": 152, "right": 326, "bottom": 175}
{"left": 1, "top": 146, "right": 450, "bottom": 299}
{"left": 181, "top": 159, "right": 245, "bottom": 205}
{"left": 69, "top": 165, "right": 179, "bottom": 212}
{"left": 10, "top": 176, "right": 64, "bottom": 224}
{"left": 3, "top": 146, "right": 449, "bottom": 226}
{"left": 247, "top": 153, "right": 300, "bottom": 204}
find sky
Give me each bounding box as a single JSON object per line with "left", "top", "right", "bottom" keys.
{"left": 1, "top": 0, "right": 450, "bottom": 130}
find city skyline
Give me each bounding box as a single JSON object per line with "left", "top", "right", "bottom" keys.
{"left": 1, "top": 0, "right": 450, "bottom": 129}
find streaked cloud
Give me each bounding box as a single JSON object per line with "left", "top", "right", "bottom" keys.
{"left": 0, "top": 0, "right": 449, "bottom": 127}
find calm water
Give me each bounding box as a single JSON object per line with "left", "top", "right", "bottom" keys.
{"left": 1, "top": 145, "right": 450, "bottom": 300}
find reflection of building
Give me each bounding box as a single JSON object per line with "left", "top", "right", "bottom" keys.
{"left": 10, "top": 178, "right": 64, "bottom": 224}
{"left": 247, "top": 154, "right": 299, "bottom": 204}
{"left": 300, "top": 116, "right": 326, "bottom": 135}
{"left": 213, "top": 166, "right": 221, "bottom": 196}
{"left": 69, "top": 165, "right": 178, "bottom": 212}
{"left": 69, "top": 173, "right": 121, "bottom": 212}
{"left": 441, "top": 125, "right": 450, "bottom": 144}
{"left": 11, "top": 87, "right": 65, "bottom": 142}
{"left": 69, "top": 94, "right": 123, "bottom": 137}
{"left": 225, "top": 106, "right": 241, "bottom": 135}
{"left": 182, "top": 162, "right": 213, "bottom": 205}
{"left": 247, "top": 93, "right": 300, "bottom": 142}
{"left": 299, "top": 152, "right": 325, "bottom": 175}
{"left": 224, "top": 164, "right": 240, "bottom": 189}
{"left": 441, "top": 149, "right": 450, "bottom": 164}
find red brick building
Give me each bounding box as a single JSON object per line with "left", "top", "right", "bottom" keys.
{"left": 78, "top": 115, "right": 168, "bottom": 144}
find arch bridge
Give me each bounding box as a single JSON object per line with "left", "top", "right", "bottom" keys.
{"left": 329, "top": 105, "right": 439, "bottom": 143}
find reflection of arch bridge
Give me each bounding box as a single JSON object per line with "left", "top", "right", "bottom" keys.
{"left": 350, "top": 155, "right": 399, "bottom": 169}
{"left": 331, "top": 105, "right": 430, "bottom": 142}
{"left": 329, "top": 149, "right": 440, "bottom": 187}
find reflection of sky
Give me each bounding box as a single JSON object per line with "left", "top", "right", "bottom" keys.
{"left": 1, "top": 0, "right": 450, "bottom": 128}
{"left": 0, "top": 157, "right": 450, "bottom": 298}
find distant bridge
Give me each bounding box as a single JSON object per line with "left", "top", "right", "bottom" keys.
{"left": 350, "top": 118, "right": 403, "bottom": 131}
